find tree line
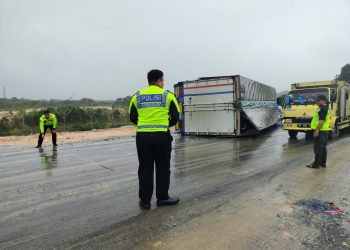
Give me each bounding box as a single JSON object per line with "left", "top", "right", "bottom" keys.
{"left": 0, "top": 96, "right": 132, "bottom": 111}
{"left": 339, "top": 64, "right": 350, "bottom": 82}
{"left": 0, "top": 96, "right": 132, "bottom": 136}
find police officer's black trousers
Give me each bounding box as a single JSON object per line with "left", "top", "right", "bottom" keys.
{"left": 136, "top": 132, "right": 172, "bottom": 203}
{"left": 38, "top": 125, "right": 57, "bottom": 146}
{"left": 314, "top": 131, "right": 328, "bottom": 166}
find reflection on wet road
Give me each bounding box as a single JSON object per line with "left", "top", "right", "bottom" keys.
{"left": 0, "top": 128, "right": 322, "bottom": 249}
{"left": 39, "top": 148, "right": 58, "bottom": 177}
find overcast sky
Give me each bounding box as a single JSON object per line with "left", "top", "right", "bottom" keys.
{"left": 0, "top": 0, "right": 349, "bottom": 100}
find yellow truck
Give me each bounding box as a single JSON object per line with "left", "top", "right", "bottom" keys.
{"left": 282, "top": 80, "right": 350, "bottom": 139}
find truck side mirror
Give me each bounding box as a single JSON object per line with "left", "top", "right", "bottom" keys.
{"left": 330, "top": 91, "right": 337, "bottom": 102}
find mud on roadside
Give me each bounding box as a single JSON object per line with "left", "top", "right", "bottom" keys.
{"left": 250, "top": 197, "right": 350, "bottom": 250}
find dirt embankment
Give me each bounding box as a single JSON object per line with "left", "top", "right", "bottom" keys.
{"left": 0, "top": 126, "right": 136, "bottom": 147}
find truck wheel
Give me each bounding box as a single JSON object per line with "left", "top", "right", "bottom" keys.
{"left": 346, "top": 125, "right": 350, "bottom": 134}
{"left": 288, "top": 130, "right": 298, "bottom": 138}
{"left": 329, "top": 123, "right": 339, "bottom": 140}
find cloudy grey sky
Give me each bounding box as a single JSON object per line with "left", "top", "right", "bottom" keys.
{"left": 0, "top": 0, "right": 349, "bottom": 100}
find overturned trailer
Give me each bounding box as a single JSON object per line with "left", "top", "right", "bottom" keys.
{"left": 174, "top": 75, "right": 279, "bottom": 136}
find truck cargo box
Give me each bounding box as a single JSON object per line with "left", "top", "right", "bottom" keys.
{"left": 174, "top": 75, "right": 279, "bottom": 136}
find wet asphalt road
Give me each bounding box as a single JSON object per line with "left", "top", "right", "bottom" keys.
{"left": 0, "top": 127, "right": 349, "bottom": 249}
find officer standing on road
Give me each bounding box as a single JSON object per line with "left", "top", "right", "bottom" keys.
{"left": 129, "top": 69, "right": 180, "bottom": 209}
{"left": 306, "top": 95, "right": 331, "bottom": 169}
{"left": 35, "top": 110, "right": 58, "bottom": 148}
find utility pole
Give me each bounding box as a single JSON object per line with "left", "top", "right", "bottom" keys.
{"left": 2, "top": 86, "right": 6, "bottom": 99}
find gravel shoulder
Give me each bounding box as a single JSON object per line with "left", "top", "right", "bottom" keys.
{"left": 0, "top": 126, "right": 136, "bottom": 148}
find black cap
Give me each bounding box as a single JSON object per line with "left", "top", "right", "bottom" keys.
{"left": 316, "top": 95, "right": 327, "bottom": 101}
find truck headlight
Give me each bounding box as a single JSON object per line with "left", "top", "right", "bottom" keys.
{"left": 285, "top": 119, "right": 292, "bottom": 123}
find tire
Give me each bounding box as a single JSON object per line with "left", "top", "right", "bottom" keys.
{"left": 346, "top": 125, "right": 350, "bottom": 134}
{"left": 329, "top": 122, "right": 339, "bottom": 140}
{"left": 288, "top": 130, "right": 298, "bottom": 138}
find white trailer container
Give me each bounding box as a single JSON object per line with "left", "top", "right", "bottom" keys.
{"left": 174, "top": 75, "right": 279, "bottom": 136}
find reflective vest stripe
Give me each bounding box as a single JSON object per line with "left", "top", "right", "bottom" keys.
{"left": 137, "top": 125, "right": 169, "bottom": 129}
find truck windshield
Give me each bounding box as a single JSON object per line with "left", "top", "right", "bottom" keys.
{"left": 286, "top": 89, "right": 329, "bottom": 105}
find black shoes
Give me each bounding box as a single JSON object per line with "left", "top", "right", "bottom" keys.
{"left": 139, "top": 197, "right": 180, "bottom": 209}
{"left": 139, "top": 201, "right": 151, "bottom": 210}
{"left": 157, "top": 197, "right": 180, "bottom": 206}
{"left": 306, "top": 162, "right": 327, "bottom": 169}
{"left": 36, "top": 144, "right": 57, "bottom": 148}
{"left": 306, "top": 164, "right": 320, "bottom": 169}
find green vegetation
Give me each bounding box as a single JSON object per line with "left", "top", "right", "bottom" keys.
{"left": 0, "top": 97, "right": 133, "bottom": 137}
{"left": 339, "top": 64, "right": 350, "bottom": 82}
{"left": 0, "top": 97, "right": 132, "bottom": 111}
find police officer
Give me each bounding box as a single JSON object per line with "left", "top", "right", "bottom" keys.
{"left": 129, "top": 69, "right": 180, "bottom": 209}
{"left": 306, "top": 95, "right": 331, "bottom": 169}
{"left": 35, "top": 110, "right": 58, "bottom": 148}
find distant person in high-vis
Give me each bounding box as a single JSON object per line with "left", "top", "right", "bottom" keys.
{"left": 306, "top": 95, "right": 331, "bottom": 169}
{"left": 35, "top": 110, "right": 58, "bottom": 148}
{"left": 129, "top": 69, "right": 180, "bottom": 209}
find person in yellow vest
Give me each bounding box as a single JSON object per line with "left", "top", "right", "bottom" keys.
{"left": 129, "top": 69, "right": 180, "bottom": 209}
{"left": 306, "top": 95, "right": 331, "bottom": 169}
{"left": 35, "top": 110, "right": 58, "bottom": 148}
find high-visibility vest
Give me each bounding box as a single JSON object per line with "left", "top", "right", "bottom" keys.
{"left": 129, "top": 85, "right": 180, "bottom": 132}
{"left": 310, "top": 107, "right": 331, "bottom": 131}
{"left": 39, "top": 114, "right": 57, "bottom": 133}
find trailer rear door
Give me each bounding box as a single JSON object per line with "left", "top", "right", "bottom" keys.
{"left": 182, "top": 77, "right": 237, "bottom": 135}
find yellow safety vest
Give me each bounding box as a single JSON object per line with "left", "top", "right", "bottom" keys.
{"left": 129, "top": 85, "right": 180, "bottom": 132}
{"left": 39, "top": 114, "right": 57, "bottom": 133}
{"left": 310, "top": 107, "right": 331, "bottom": 131}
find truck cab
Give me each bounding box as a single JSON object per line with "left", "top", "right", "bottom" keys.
{"left": 282, "top": 80, "right": 350, "bottom": 139}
